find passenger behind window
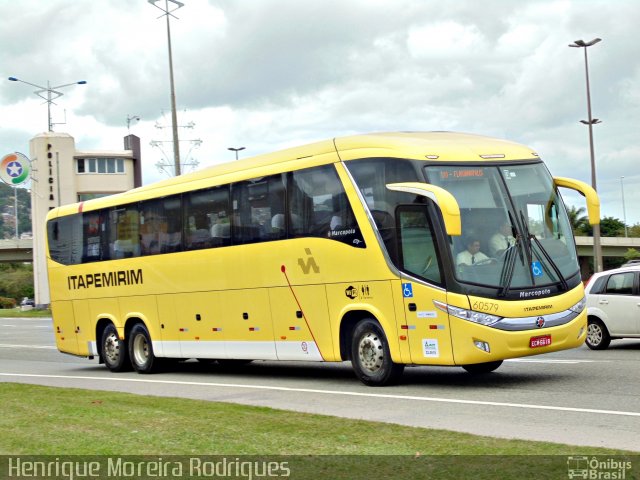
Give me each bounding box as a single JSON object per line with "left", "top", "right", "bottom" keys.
{"left": 210, "top": 212, "right": 231, "bottom": 246}
{"left": 456, "top": 237, "right": 491, "bottom": 267}
{"left": 488, "top": 221, "right": 515, "bottom": 257}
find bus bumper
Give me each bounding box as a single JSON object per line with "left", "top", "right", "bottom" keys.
{"left": 449, "top": 310, "right": 588, "bottom": 365}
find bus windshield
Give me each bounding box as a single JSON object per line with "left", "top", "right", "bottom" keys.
{"left": 425, "top": 163, "right": 579, "bottom": 292}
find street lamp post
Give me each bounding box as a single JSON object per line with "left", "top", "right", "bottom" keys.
{"left": 228, "top": 147, "right": 245, "bottom": 160}
{"left": 621, "top": 176, "right": 628, "bottom": 237}
{"left": 569, "top": 37, "right": 603, "bottom": 272}
{"left": 7, "top": 77, "right": 87, "bottom": 132}
{"left": 149, "top": 0, "right": 184, "bottom": 177}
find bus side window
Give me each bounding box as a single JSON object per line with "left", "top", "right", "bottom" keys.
{"left": 47, "top": 214, "right": 83, "bottom": 265}
{"left": 289, "top": 165, "right": 364, "bottom": 247}
{"left": 232, "top": 175, "right": 285, "bottom": 245}
{"left": 208, "top": 187, "right": 231, "bottom": 248}
{"left": 397, "top": 205, "right": 442, "bottom": 285}
{"left": 139, "top": 196, "right": 183, "bottom": 255}
{"left": 82, "top": 210, "right": 108, "bottom": 262}
{"left": 184, "top": 188, "right": 225, "bottom": 250}
{"left": 109, "top": 206, "right": 140, "bottom": 259}
{"left": 160, "top": 196, "right": 183, "bottom": 253}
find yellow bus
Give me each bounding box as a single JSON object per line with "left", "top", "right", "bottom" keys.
{"left": 46, "top": 132, "right": 599, "bottom": 386}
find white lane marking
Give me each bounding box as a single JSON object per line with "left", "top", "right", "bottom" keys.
{"left": 0, "top": 372, "right": 639, "bottom": 418}
{"left": 506, "top": 358, "right": 602, "bottom": 364}
{"left": 0, "top": 344, "right": 57, "bottom": 350}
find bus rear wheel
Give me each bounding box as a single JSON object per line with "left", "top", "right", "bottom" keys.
{"left": 129, "top": 323, "right": 161, "bottom": 373}
{"left": 351, "top": 318, "right": 404, "bottom": 386}
{"left": 101, "top": 323, "right": 130, "bottom": 372}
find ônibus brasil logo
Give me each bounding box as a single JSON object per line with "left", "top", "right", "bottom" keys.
{"left": 0, "top": 152, "right": 31, "bottom": 186}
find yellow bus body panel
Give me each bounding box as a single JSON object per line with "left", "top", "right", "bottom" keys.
{"left": 45, "top": 131, "right": 591, "bottom": 372}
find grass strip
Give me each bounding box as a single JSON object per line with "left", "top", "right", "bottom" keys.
{"left": 0, "top": 383, "right": 632, "bottom": 457}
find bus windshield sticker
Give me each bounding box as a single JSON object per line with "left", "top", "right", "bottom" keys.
{"left": 531, "top": 261, "right": 543, "bottom": 277}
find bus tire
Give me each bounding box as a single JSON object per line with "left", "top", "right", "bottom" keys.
{"left": 351, "top": 318, "right": 404, "bottom": 386}
{"left": 586, "top": 318, "right": 611, "bottom": 350}
{"left": 129, "top": 323, "right": 161, "bottom": 373}
{"left": 101, "top": 323, "right": 130, "bottom": 372}
{"left": 462, "top": 360, "right": 503, "bottom": 374}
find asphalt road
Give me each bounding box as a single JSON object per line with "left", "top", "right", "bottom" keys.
{"left": 1, "top": 317, "right": 639, "bottom": 452}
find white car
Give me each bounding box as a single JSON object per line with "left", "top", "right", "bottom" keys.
{"left": 584, "top": 265, "right": 640, "bottom": 349}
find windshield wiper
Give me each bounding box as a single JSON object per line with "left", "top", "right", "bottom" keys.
{"left": 529, "top": 235, "right": 570, "bottom": 291}
{"left": 517, "top": 210, "right": 569, "bottom": 292}
{"left": 519, "top": 210, "right": 537, "bottom": 287}
{"left": 498, "top": 212, "right": 523, "bottom": 297}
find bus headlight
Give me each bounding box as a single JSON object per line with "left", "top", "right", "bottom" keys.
{"left": 434, "top": 301, "right": 502, "bottom": 326}
{"left": 569, "top": 297, "right": 586, "bottom": 314}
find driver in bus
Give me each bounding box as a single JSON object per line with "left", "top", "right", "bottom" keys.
{"left": 489, "top": 221, "right": 515, "bottom": 257}
{"left": 456, "top": 237, "right": 491, "bottom": 267}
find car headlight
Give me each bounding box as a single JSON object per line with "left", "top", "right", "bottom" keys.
{"left": 434, "top": 300, "right": 502, "bottom": 326}
{"left": 569, "top": 296, "right": 586, "bottom": 314}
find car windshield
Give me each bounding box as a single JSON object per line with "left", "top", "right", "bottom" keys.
{"left": 425, "top": 163, "right": 579, "bottom": 291}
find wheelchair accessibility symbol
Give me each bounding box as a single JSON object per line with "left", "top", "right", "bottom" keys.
{"left": 402, "top": 283, "right": 414, "bottom": 298}
{"left": 531, "top": 261, "right": 543, "bottom": 277}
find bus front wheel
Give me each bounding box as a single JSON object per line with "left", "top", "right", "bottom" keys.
{"left": 351, "top": 319, "right": 404, "bottom": 386}
{"left": 101, "top": 323, "right": 130, "bottom": 372}
{"left": 129, "top": 323, "right": 161, "bottom": 373}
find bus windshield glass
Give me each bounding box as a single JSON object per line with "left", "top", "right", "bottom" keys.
{"left": 425, "top": 163, "right": 579, "bottom": 291}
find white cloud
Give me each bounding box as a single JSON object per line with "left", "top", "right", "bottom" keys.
{"left": 407, "top": 21, "right": 486, "bottom": 60}
{"left": 2, "top": 0, "right": 640, "bottom": 223}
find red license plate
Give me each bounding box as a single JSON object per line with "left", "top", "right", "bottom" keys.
{"left": 530, "top": 335, "right": 552, "bottom": 348}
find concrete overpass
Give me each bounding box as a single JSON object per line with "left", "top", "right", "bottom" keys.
{"left": 574, "top": 236, "right": 640, "bottom": 257}
{"left": 0, "top": 238, "right": 33, "bottom": 263}
{"left": 1, "top": 236, "right": 639, "bottom": 264}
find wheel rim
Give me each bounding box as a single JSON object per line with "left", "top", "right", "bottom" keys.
{"left": 587, "top": 323, "right": 602, "bottom": 346}
{"left": 103, "top": 331, "right": 120, "bottom": 365}
{"left": 358, "top": 331, "right": 384, "bottom": 373}
{"left": 132, "top": 333, "right": 149, "bottom": 366}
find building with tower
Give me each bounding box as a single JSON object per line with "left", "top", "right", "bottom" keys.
{"left": 29, "top": 132, "right": 142, "bottom": 305}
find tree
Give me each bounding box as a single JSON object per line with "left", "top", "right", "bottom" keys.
{"left": 624, "top": 248, "right": 640, "bottom": 263}
{"left": 628, "top": 224, "right": 640, "bottom": 238}
{"left": 566, "top": 205, "right": 589, "bottom": 235}
{"left": 580, "top": 216, "right": 626, "bottom": 237}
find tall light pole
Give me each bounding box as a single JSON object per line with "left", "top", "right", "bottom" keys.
{"left": 228, "top": 147, "right": 245, "bottom": 160}
{"left": 620, "top": 176, "right": 628, "bottom": 237}
{"left": 569, "top": 37, "right": 603, "bottom": 272}
{"left": 7, "top": 77, "right": 87, "bottom": 132}
{"left": 149, "top": 0, "right": 183, "bottom": 176}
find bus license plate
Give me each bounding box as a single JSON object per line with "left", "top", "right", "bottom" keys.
{"left": 530, "top": 335, "right": 551, "bottom": 348}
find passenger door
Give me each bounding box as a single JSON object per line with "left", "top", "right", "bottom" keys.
{"left": 599, "top": 272, "right": 640, "bottom": 335}
{"left": 396, "top": 205, "right": 454, "bottom": 364}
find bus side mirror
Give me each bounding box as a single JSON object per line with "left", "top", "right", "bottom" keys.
{"left": 386, "top": 182, "right": 461, "bottom": 236}
{"left": 553, "top": 177, "right": 600, "bottom": 225}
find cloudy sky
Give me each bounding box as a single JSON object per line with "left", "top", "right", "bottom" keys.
{"left": 1, "top": 0, "right": 639, "bottom": 224}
